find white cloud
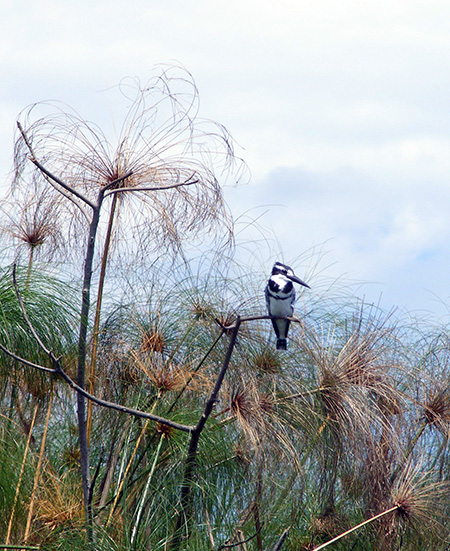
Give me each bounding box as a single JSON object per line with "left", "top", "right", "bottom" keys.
{"left": 2, "top": 0, "right": 450, "bottom": 314}
{"left": 225, "top": 162, "right": 450, "bottom": 314}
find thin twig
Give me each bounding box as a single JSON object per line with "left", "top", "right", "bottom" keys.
{"left": 311, "top": 506, "right": 398, "bottom": 551}
{"left": 0, "top": 341, "right": 57, "bottom": 373}
{"left": 103, "top": 178, "right": 199, "bottom": 197}
{"left": 217, "top": 529, "right": 261, "bottom": 550}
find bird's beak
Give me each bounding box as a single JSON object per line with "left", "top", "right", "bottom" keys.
{"left": 287, "top": 274, "right": 311, "bottom": 289}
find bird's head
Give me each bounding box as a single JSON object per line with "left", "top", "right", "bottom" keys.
{"left": 271, "top": 262, "right": 310, "bottom": 289}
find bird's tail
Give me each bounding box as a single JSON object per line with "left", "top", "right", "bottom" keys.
{"left": 276, "top": 339, "right": 287, "bottom": 350}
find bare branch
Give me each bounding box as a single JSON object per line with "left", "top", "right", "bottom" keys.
{"left": 0, "top": 334, "right": 193, "bottom": 432}
{"left": 103, "top": 178, "right": 199, "bottom": 197}
{"left": 55, "top": 366, "right": 194, "bottom": 432}
{"left": 216, "top": 314, "right": 305, "bottom": 329}
{"left": 172, "top": 319, "right": 241, "bottom": 549}
{"left": 17, "top": 122, "right": 96, "bottom": 210}
{"left": 0, "top": 341, "right": 57, "bottom": 374}
{"left": 196, "top": 317, "right": 241, "bottom": 433}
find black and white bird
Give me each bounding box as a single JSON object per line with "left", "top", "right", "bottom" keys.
{"left": 265, "top": 262, "right": 310, "bottom": 350}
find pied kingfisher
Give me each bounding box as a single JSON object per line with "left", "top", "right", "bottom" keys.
{"left": 265, "top": 262, "right": 310, "bottom": 350}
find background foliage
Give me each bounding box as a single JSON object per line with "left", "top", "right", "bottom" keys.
{"left": 0, "top": 66, "right": 449, "bottom": 551}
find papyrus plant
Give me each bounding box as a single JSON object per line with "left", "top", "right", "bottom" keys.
{"left": 11, "top": 65, "right": 244, "bottom": 522}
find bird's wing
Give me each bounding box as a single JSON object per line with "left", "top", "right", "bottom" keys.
{"left": 265, "top": 284, "right": 271, "bottom": 314}
{"left": 289, "top": 288, "right": 296, "bottom": 314}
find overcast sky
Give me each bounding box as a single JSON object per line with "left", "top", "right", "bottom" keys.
{"left": 2, "top": 0, "right": 450, "bottom": 318}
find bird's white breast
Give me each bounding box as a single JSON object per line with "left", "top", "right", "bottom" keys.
{"left": 266, "top": 275, "right": 295, "bottom": 316}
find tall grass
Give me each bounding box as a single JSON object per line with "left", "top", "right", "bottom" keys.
{"left": 1, "top": 65, "right": 449, "bottom": 551}
{"left": 1, "top": 255, "right": 450, "bottom": 549}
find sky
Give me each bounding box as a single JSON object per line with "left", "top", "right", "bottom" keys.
{"left": 2, "top": 0, "right": 450, "bottom": 319}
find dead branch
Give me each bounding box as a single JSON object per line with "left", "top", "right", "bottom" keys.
{"left": 0, "top": 328, "right": 194, "bottom": 432}
{"left": 103, "top": 178, "right": 199, "bottom": 197}
{"left": 0, "top": 341, "right": 57, "bottom": 374}
{"left": 216, "top": 314, "right": 305, "bottom": 329}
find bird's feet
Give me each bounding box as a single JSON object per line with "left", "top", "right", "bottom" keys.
{"left": 276, "top": 339, "right": 287, "bottom": 350}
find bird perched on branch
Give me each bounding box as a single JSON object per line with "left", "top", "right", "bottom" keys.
{"left": 265, "top": 262, "right": 310, "bottom": 350}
